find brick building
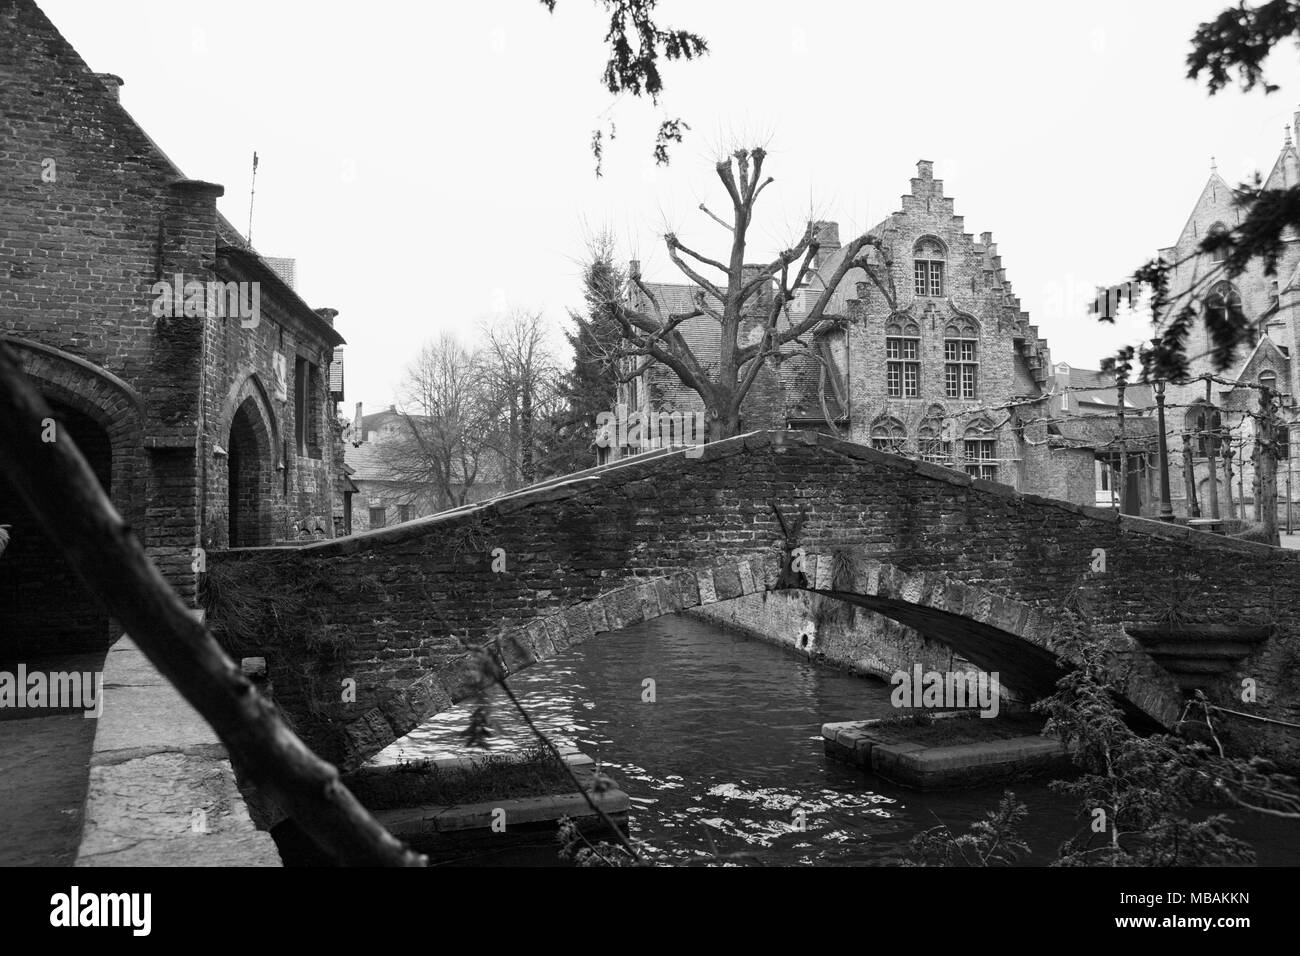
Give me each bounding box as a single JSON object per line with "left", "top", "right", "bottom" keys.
{"left": 1150, "top": 121, "right": 1300, "bottom": 521}
{"left": 0, "top": 0, "right": 346, "bottom": 659}
{"left": 343, "top": 404, "right": 509, "bottom": 531}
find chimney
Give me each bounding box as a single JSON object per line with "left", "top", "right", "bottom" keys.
{"left": 354, "top": 402, "right": 363, "bottom": 440}
{"left": 917, "top": 159, "right": 934, "bottom": 180}
{"left": 315, "top": 307, "right": 338, "bottom": 326}
{"left": 812, "top": 220, "right": 840, "bottom": 251}
{"left": 95, "top": 73, "right": 124, "bottom": 102}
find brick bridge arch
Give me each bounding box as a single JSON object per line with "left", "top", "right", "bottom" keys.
{"left": 207, "top": 431, "right": 1300, "bottom": 771}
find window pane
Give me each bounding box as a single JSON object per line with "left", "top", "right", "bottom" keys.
{"left": 886, "top": 338, "right": 900, "bottom": 359}
{"left": 944, "top": 340, "right": 958, "bottom": 361}
{"left": 903, "top": 338, "right": 918, "bottom": 360}
{"left": 887, "top": 363, "right": 901, "bottom": 396}
{"left": 914, "top": 262, "right": 927, "bottom": 296}
{"left": 903, "top": 363, "right": 919, "bottom": 396}
{"left": 961, "top": 341, "right": 976, "bottom": 362}
{"left": 930, "top": 262, "right": 944, "bottom": 297}
{"left": 945, "top": 364, "right": 960, "bottom": 398}
{"left": 962, "top": 365, "right": 977, "bottom": 398}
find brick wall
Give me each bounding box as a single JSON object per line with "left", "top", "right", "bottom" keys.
{"left": 0, "top": 0, "right": 343, "bottom": 657}
{"left": 206, "top": 431, "right": 1300, "bottom": 768}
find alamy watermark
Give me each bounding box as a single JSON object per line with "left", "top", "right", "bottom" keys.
{"left": 890, "top": 664, "right": 1001, "bottom": 718}
{"left": 0, "top": 664, "right": 103, "bottom": 717}
{"left": 595, "top": 404, "right": 706, "bottom": 458}
{"left": 151, "top": 273, "right": 260, "bottom": 328}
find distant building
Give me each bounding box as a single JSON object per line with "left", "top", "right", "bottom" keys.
{"left": 1046, "top": 364, "right": 1156, "bottom": 509}
{"left": 610, "top": 160, "right": 1164, "bottom": 513}
{"left": 1150, "top": 123, "right": 1300, "bottom": 521}
{"left": 343, "top": 404, "right": 506, "bottom": 531}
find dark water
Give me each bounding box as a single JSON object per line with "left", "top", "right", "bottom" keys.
{"left": 371, "top": 614, "right": 1300, "bottom": 866}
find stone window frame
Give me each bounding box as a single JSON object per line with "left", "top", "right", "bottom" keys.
{"left": 943, "top": 319, "right": 979, "bottom": 400}
{"left": 1207, "top": 222, "right": 1229, "bottom": 264}
{"left": 870, "top": 416, "right": 908, "bottom": 455}
{"left": 918, "top": 404, "right": 952, "bottom": 464}
{"left": 913, "top": 236, "right": 947, "bottom": 298}
{"left": 963, "top": 420, "right": 997, "bottom": 480}
{"left": 1185, "top": 400, "right": 1222, "bottom": 460}
{"left": 885, "top": 318, "right": 921, "bottom": 398}
{"left": 1204, "top": 280, "right": 1242, "bottom": 332}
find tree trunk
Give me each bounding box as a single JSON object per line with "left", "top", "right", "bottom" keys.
{"left": 1260, "top": 388, "right": 1280, "bottom": 545}
{"left": 1182, "top": 434, "right": 1200, "bottom": 518}
{"left": 1223, "top": 446, "right": 1235, "bottom": 520}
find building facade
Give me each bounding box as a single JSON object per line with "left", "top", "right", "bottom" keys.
{"left": 1150, "top": 122, "right": 1300, "bottom": 522}
{"left": 0, "top": 0, "right": 346, "bottom": 659}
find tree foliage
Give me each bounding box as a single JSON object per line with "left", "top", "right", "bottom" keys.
{"left": 539, "top": 0, "right": 708, "bottom": 175}
{"left": 1108, "top": 2, "right": 1300, "bottom": 382}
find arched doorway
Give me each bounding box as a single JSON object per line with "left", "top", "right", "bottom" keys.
{"left": 227, "top": 397, "right": 271, "bottom": 548}
{"left": 0, "top": 400, "right": 114, "bottom": 661}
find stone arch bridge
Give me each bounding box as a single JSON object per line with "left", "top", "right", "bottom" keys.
{"left": 207, "top": 431, "right": 1300, "bottom": 771}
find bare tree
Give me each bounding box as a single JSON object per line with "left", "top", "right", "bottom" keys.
{"left": 383, "top": 333, "right": 499, "bottom": 510}
{"left": 481, "top": 311, "right": 565, "bottom": 488}
{"left": 602, "top": 146, "right": 894, "bottom": 441}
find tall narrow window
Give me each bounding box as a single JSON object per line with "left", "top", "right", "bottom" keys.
{"left": 944, "top": 320, "right": 979, "bottom": 399}
{"left": 963, "top": 431, "right": 997, "bottom": 481}
{"left": 1207, "top": 222, "right": 1229, "bottom": 263}
{"left": 918, "top": 405, "right": 950, "bottom": 464}
{"left": 1204, "top": 281, "right": 1242, "bottom": 335}
{"left": 1186, "top": 402, "right": 1221, "bottom": 458}
{"left": 885, "top": 319, "right": 921, "bottom": 398}
{"left": 913, "top": 237, "right": 946, "bottom": 297}
{"left": 294, "top": 356, "right": 323, "bottom": 459}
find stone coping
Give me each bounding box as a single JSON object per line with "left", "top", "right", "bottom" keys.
{"left": 75, "top": 634, "right": 281, "bottom": 867}
{"left": 822, "top": 718, "right": 1071, "bottom": 791}
{"left": 214, "top": 429, "right": 1299, "bottom": 562}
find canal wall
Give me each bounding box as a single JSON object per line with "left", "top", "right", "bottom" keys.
{"left": 688, "top": 590, "right": 1024, "bottom": 708}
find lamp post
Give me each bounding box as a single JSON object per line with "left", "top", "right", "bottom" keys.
{"left": 1155, "top": 380, "right": 1174, "bottom": 521}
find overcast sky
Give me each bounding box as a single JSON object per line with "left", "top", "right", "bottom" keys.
{"left": 41, "top": 0, "right": 1300, "bottom": 414}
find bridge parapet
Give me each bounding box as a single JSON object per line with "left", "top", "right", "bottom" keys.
{"left": 205, "top": 430, "right": 1300, "bottom": 770}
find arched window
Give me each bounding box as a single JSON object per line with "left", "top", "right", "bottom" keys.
{"left": 1204, "top": 281, "right": 1242, "bottom": 331}
{"left": 885, "top": 317, "right": 921, "bottom": 397}
{"left": 963, "top": 422, "right": 997, "bottom": 481}
{"left": 918, "top": 405, "right": 951, "bottom": 464}
{"left": 944, "top": 319, "right": 979, "bottom": 399}
{"left": 913, "top": 237, "right": 946, "bottom": 297}
{"left": 871, "top": 417, "right": 907, "bottom": 455}
{"left": 1185, "top": 401, "right": 1221, "bottom": 458}
{"left": 1207, "top": 222, "right": 1229, "bottom": 263}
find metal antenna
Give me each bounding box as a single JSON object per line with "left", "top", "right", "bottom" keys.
{"left": 247, "top": 151, "right": 259, "bottom": 246}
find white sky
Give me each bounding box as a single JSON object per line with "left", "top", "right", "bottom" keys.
{"left": 40, "top": 0, "right": 1300, "bottom": 413}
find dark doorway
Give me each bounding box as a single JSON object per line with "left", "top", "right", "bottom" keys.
{"left": 0, "top": 400, "right": 113, "bottom": 662}
{"left": 227, "top": 399, "right": 267, "bottom": 548}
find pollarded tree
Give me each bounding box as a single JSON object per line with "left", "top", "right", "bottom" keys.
{"left": 603, "top": 146, "right": 895, "bottom": 442}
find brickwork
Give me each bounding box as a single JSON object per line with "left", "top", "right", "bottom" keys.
{"left": 0, "top": 0, "right": 345, "bottom": 657}
{"left": 207, "top": 431, "right": 1300, "bottom": 771}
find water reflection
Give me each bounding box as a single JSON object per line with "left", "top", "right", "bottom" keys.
{"left": 372, "top": 614, "right": 1299, "bottom": 866}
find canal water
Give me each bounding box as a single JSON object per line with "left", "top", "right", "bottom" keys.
{"left": 372, "top": 614, "right": 1300, "bottom": 866}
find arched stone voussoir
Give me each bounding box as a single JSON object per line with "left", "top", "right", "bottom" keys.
{"left": 800, "top": 560, "right": 1184, "bottom": 731}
